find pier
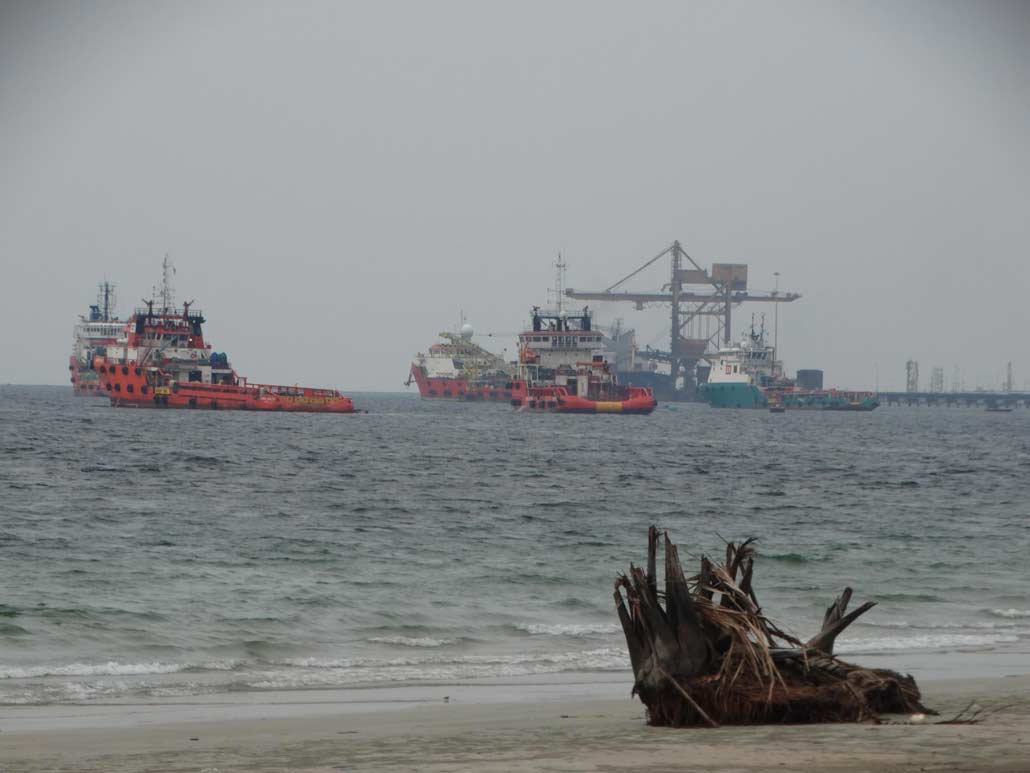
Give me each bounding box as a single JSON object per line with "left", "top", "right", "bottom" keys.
{"left": 877, "top": 391, "right": 1030, "bottom": 408}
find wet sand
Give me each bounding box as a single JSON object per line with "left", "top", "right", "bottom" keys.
{"left": 2, "top": 674, "right": 1028, "bottom": 772}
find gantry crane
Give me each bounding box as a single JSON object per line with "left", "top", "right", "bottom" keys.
{"left": 565, "top": 240, "right": 800, "bottom": 394}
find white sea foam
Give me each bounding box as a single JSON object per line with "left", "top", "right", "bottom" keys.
{"left": 0, "top": 660, "right": 239, "bottom": 679}
{"left": 368, "top": 636, "right": 457, "bottom": 648}
{"left": 248, "top": 647, "right": 630, "bottom": 690}
{"left": 836, "top": 632, "right": 1019, "bottom": 655}
{"left": 515, "top": 622, "right": 621, "bottom": 636}
{"left": 273, "top": 647, "right": 626, "bottom": 671}
{"left": 990, "top": 608, "right": 1030, "bottom": 619}
{"left": 867, "top": 619, "right": 1022, "bottom": 630}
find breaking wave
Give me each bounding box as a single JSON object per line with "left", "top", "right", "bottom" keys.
{"left": 0, "top": 660, "right": 240, "bottom": 679}
{"left": 514, "top": 622, "right": 620, "bottom": 637}
{"left": 990, "top": 608, "right": 1030, "bottom": 619}
{"left": 836, "top": 632, "right": 1020, "bottom": 655}
{"left": 367, "top": 636, "right": 458, "bottom": 648}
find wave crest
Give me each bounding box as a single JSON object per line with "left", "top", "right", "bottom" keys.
{"left": 990, "top": 608, "right": 1030, "bottom": 619}
{"left": 368, "top": 636, "right": 457, "bottom": 648}
{"left": 0, "top": 660, "right": 239, "bottom": 679}
{"left": 515, "top": 622, "right": 620, "bottom": 637}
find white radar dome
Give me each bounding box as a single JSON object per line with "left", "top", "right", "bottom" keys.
{"left": 460, "top": 323, "right": 475, "bottom": 340}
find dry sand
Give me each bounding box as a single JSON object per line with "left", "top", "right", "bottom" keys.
{"left": 1, "top": 674, "right": 1028, "bottom": 772}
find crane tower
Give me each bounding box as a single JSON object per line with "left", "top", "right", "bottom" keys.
{"left": 564, "top": 240, "right": 800, "bottom": 397}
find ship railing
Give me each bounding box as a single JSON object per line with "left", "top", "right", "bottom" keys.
{"left": 132, "top": 307, "right": 204, "bottom": 317}
{"left": 247, "top": 383, "right": 342, "bottom": 398}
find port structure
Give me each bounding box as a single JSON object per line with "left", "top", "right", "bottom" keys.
{"left": 878, "top": 390, "right": 1030, "bottom": 408}
{"left": 885, "top": 360, "right": 1026, "bottom": 407}
{"left": 905, "top": 360, "right": 919, "bottom": 393}
{"left": 564, "top": 240, "right": 800, "bottom": 393}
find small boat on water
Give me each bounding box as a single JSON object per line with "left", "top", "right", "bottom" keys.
{"left": 985, "top": 406, "right": 1014, "bottom": 413}
{"left": 769, "top": 405, "right": 786, "bottom": 413}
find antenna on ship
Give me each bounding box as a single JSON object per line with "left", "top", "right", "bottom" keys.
{"left": 553, "top": 252, "right": 567, "bottom": 318}
{"left": 156, "top": 254, "right": 176, "bottom": 313}
{"left": 97, "top": 280, "right": 116, "bottom": 321}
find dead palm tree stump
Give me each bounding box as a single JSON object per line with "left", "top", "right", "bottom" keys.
{"left": 614, "top": 527, "right": 931, "bottom": 727}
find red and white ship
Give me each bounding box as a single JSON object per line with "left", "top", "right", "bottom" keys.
{"left": 510, "top": 259, "right": 657, "bottom": 415}
{"left": 407, "top": 323, "right": 527, "bottom": 403}
{"left": 91, "top": 259, "right": 356, "bottom": 413}
{"left": 70, "top": 281, "right": 124, "bottom": 396}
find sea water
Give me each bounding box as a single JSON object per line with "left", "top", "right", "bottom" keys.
{"left": 0, "top": 386, "right": 1027, "bottom": 704}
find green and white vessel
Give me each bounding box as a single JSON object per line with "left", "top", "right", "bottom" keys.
{"left": 699, "top": 323, "right": 878, "bottom": 411}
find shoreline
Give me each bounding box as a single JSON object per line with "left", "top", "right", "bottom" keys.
{"left": 3, "top": 673, "right": 1028, "bottom": 772}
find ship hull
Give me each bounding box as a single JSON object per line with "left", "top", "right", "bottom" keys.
{"left": 513, "top": 384, "right": 657, "bottom": 415}
{"left": 409, "top": 364, "right": 525, "bottom": 403}
{"left": 700, "top": 381, "right": 879, "bottom": 411}
{"left": 616, "top": 370, "right": 696, "bottom": 402}
{"left": 95, "top": 360, "right": 356, "bottom": 413}
{"left": 774, "top": 396, "right": 880, "bottom": 411}
{"left": 69, "top": 357, "right": 106, "bottom": 397}
{"left": 700, "top": 381, "right": 768, "bottom": 408}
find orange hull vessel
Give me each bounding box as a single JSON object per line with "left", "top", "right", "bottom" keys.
{"left": 513, "top": 381, "right": 656, "bottom": 414}
{"left": 508, "top": 264, "right": 657, "bottom": 416}
{"left": 408, "top": 363, "right": 527, "bottom": 403}
{"left": 89, "top": 259, "right": 356, "bottom": 414}
{"left": 94, "top": 358, "right": 354, "bottom": 412}
{"left": 407, "top": 326, "right": 525, "bottom": 403}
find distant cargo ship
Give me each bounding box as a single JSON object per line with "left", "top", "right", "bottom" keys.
{"left": 91, "top": 259, "right": 356, "bottom": 413}
{"left": 70, "top": 281, "right": 123, "bottom": 396}
{"left": 699, "top": 321, "right": 878, "bottom": 411}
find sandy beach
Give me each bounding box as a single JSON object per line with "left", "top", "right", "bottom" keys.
{"left": 1, "top": 673, "right": 1027, "bottom": 772}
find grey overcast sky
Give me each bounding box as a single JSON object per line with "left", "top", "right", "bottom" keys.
{"left": 2, "top": 0, "right": 1028, "bottom": 392}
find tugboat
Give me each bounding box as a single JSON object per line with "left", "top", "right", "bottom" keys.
{"left": 509, "top": 259, "right": 656, "bottom": 415}
{"left": 700, "top": 318, "right": 878, "bottom": 411}
{"left": 91, "top": 258, "right": 356, "bottom": 413}
{"left": 69, "top": 281, "right": 124, "bottom": 396}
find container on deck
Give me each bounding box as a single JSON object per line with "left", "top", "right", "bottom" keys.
{"left": 796, "top": 369, "right": 824, "bottom": 390}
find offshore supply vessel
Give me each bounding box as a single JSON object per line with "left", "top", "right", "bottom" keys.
{"left": 509, "top": 260, "right": 656, "bottom": 414}
{"left": 510, "top": 306, "right": 656, "bottom": 414}
{"left": 406, "top": 323, "right": 525, "bottom": 402}
{"left": 70, "top": 281, "right": 124, "bottom": 396}
{"left": 91, "top": 259, "right": 356, "bottom": 413}
{"left": 699, "top": 321, "right": 878, "bottom": 410}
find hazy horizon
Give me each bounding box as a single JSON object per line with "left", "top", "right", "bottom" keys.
{"left": 2, "top": 0, "right": 1028, "bottom": 393}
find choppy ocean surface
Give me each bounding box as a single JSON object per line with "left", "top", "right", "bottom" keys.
{"left": 0, "top": 386, "right": 1028, "bottom": 705}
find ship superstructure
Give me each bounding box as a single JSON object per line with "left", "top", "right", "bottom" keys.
{"left": 70, "top": 281, "right": 124, "bottom": 396}
{"left": 91, "top": 258, "right": 356, "bottom": 413}
{"left": 511, "top": 258, "right": 656, "bottom": 414}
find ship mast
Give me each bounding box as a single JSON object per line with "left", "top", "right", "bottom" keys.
{"left": 553, "top": 253, "right": 567, "bottom": 318}
{"left": 155, "top": 254, "right": 176, "bottom": 313}
{"left": 96, "top": 280, "right": 116, "bottom": 321}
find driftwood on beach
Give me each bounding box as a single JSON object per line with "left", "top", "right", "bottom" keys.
{"left": 614, "top": 527, "right": 931, "bottom": 727}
